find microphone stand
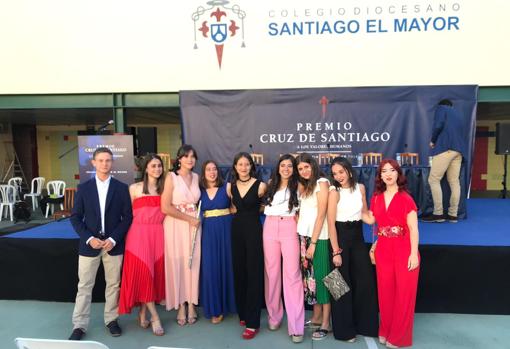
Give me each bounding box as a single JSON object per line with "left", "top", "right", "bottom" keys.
{"left": 501, "top": 154, "right": 508, "bottom": 199}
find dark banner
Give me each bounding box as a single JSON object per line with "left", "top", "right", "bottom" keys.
{"left": 180, "top": 85, "right": 477, "bottom": 184}
{"left": 78, "top": 135, "right": 135, "bottom": 185}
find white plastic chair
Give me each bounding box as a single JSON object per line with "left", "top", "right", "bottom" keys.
{"left": 7, "top": 176, "right": 23, "bottom": 201}
{"left": 45, "top": 180, "right": 66, "bottom": 218}
{"left": 24, "top": 177, "right": 45, "bottom": 211}
{"left": 0, "top": 184, "right": 16, "bottom": 221}
{"left": 15, "top": 338, "right": 109, "bottom": 349}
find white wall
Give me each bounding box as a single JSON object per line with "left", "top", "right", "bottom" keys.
{"left": 0, "top": 0, "right": 509, "bottom": 93}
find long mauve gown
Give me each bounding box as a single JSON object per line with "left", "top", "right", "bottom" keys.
{"left": 163, "top": 171, "right": 201, "bottom": 310}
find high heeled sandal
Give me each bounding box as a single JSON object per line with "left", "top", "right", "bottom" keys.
{"left": 176, "top": 306, "right": 187, "bottom": 326}
{"left": 211, "top": 315, "right": 223, "bottom": 324}
{"left": 242, "top": 328, "right": 259, "bottom": 340}
{"left": 386, "top": 342, "right": 399, "bottom": 348}
{"left": 187, "top": 307, "right": 198, "bottom": 325}
{"left": 176, "top": 317, "right": 187, "bottom": 326}
{"left": 151, "top": 319, "right": 165, "bottom": 336}
{"left": 138, "top": 311, "right": 149, "bottom": 329}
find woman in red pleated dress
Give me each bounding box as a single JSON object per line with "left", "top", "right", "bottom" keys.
{"left": 363, "top": 159, "right": 420, "bottom": 348}
{"left": 119, "top": 154, "right": 166, "bottom": 336}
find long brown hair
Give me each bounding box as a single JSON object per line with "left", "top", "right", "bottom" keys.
{"left": 296, "top": 153, "right": 325, "bottom": 197}
{"left": 142, "top": 154, "right": 165, "bottom": 195}
{"left": 264, "top": 154, "right": 299, "bottom": 212}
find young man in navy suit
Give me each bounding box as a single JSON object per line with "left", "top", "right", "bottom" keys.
{"left": 69, "top": 147, "right": 133, "bottom": 340}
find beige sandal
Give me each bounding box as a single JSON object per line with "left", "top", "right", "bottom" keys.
{"left": 138, "top": 311, "right": 149, "bottom": 329}
{"left": 211, "top": 315, "right": 223, "bottom": 324}
{"left": 151, "top": 319, "right": 165, "bottom": 336}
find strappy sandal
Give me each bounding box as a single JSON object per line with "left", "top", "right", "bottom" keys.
{"left": 211, "top": 315, "right": 223, "bottom": 324}
{"left": 138, "top": 311, "right": 149, "bottom": 329}
{"left": 312, "top": 328, "right": 329, "bottom": 340}
{"left": 187, "top": 315, "right": 198, "bottom": 325}
{"left": 187, "top": 307, "right": 198, "bottom": 325}
{"left": 304, "top": 319, "right": 321, "bottom": 329}
{"left": 176, "top": 306, "right": 187, "bottom": 326}
{"left": 151, "top": 319, "right": 165, "bottom": 336}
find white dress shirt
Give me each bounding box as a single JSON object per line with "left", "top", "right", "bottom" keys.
{"left": 86, "top": 175, "right": 116, "bottom": 246}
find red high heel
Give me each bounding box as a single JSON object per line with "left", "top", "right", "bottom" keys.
{"left": 239, "top": 320, "right": 246, "bottom": 326}
{"left": 242, "top": 328, "right": 259, "bottom": 340}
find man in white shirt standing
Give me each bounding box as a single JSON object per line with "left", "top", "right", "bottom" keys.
{"left": 69, "top": 147, "right": 133, "bottom": 340}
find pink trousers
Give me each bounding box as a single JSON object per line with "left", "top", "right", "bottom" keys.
{"left": 263, "top": 216, "right": 304, "bottom": 336}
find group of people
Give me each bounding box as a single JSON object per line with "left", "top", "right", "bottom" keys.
{"left": 68, "top": 145, "right": 421, "bottom": 348}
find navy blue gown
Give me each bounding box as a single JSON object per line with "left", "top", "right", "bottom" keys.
{"left": 199, "top": 184, "right": 237, "bottom": 318}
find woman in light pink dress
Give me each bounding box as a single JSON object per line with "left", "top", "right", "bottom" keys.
{"left": 161, "top": 145, "right": 201, "bottom": 326}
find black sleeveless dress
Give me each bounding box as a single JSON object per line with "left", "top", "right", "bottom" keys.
{"left": 231, "top": 179, "right": 264, "bottom": 329}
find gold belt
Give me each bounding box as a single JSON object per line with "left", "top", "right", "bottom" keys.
{"left": 203, "top": 208, "right": 231, "bottom": 218}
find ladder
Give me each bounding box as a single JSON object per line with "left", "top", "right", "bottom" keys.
{"left": 2, "top": 141, "right": 29, "bottom": 192}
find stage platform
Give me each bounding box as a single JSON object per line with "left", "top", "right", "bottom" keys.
{"left": 1, "top": 199, "right": 509, "bottom": 314}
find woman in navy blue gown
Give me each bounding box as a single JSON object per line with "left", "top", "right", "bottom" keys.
{"left": 199, "top": 160, "right": 236, "bottom": 324}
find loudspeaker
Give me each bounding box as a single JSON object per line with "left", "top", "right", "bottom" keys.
{"left": 137, "top": 127, "right": 157, "bottom": 155}
{"left": 495, "top": 123, "right": 510, "bottom": 155}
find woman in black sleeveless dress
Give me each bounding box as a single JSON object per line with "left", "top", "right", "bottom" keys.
{"left": 230, "top": 152, "right": 267, "bottom": 340}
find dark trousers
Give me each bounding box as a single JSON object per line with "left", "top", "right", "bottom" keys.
{"left": 231, "top": 212, "right": 264, "bottom": 329}
{"left": 331, "top": 221, "right": 379, "bottom": 340}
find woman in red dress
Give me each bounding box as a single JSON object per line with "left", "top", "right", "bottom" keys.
{"left": 119, "top": 154, "right": 166, "bottom": 336}
{"left": 363, "top": 159, "right": 420, "bottom": 348}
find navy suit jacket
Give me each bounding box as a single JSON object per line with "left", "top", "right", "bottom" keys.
{"left": 71, "top": 177, "right": 133, "bottom": 257}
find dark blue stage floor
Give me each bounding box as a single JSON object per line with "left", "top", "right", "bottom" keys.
{"left": 3, "top": 199, "right": 509, "bottom": 246}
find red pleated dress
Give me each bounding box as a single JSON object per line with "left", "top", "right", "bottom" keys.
{"left": 119, "top": 195, "right": 165, "bottom": 314}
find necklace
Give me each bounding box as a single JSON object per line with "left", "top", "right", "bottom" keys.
{"left": 238, "top": 176, "right": 251, "bottom": 183}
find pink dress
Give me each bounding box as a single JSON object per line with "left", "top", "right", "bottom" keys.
{"left": 163, "top": 171, "right": 201, "bottom": 310}
{"left": 119, "top": 196, "right": 165, "bottom": 314}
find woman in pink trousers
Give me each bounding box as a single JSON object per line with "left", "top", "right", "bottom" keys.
{"left": 263, "top": 154, "right": 304, "bottom": 343}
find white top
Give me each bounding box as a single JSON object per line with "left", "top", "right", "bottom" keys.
{"left": 264, "top": 187, "right": 297, "bottom": 216}
{"left": 86, "top": 175, "right": 115, "bottom": 246}
{"left": 332, "top": 183, "right": 363, "bottom": 222}
{"left": 297, "top": 177, "right": 329, "bottom": 240}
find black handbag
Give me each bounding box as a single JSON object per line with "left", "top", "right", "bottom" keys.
{"left": 322, "top": 268, "right": 350, "bottom": 301}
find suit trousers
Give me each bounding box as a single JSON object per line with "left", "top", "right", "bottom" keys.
{"left": 263, "top": 216, "right": 304, "bottom": 336}
{"left": 72, "top": 249, "right": 123, "bottom": 331}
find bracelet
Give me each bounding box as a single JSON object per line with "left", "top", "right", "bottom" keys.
{"left": 332, "top": 248, "right": 342, "bottom": 256}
